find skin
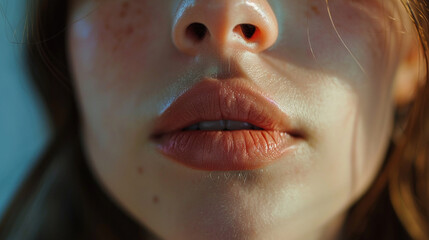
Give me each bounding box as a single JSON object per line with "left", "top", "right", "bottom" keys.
{"left": 67, "top": 0, "right": 419, "bottom": 239}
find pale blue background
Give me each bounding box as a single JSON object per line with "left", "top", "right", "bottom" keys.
{"left": 0, "top": 0, "right": 51, "bottom": 220}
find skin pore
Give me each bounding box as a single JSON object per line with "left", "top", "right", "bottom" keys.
{"left": 67, "top": 0, "right": 419, "bottom": 239}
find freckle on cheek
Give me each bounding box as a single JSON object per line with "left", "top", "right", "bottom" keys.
{"left": 125, "top": 25, "right": 134, "bottom": 35}
{"left": 311, "top": 5, "right": 320, "bottom": 15}
{"left": 119, "top": 1, "right": 130, "bottom": 19}
{"left": 104, "top": 22, "right": 110, "bottom": 30}
{"left": 96, "top": 1, "right": 151, "bottom": 49}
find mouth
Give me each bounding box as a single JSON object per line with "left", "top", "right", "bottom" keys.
{"left": 151, "top": 78, "right": 302, "bottom": 171}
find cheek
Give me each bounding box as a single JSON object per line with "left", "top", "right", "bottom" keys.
{"left": 69, "top": 0, "right": 168, "bottom": 87}
{"left": 270, "top": 0, "right": 394, "bottom": 90}
{"left": 95, "top": 1, "right": 151, "bottom": 57}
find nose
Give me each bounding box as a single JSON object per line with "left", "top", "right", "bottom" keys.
{"left": 172, "top": 0, "right": 279, "bottom": 56}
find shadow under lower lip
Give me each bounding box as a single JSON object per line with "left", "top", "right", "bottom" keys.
{"left": 156, "top": 130, "right": 296, "bottom": 171}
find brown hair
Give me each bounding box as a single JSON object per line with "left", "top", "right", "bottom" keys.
{"left": 0, "top": 0, "right": 428, "bottom": 239}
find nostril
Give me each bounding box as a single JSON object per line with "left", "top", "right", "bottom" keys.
{"left": 186, "top": 23, "right": 208, "bottom": 42}
{"left": 172, "top": 0, "right": 278, "bottom": 55}
{"left": 240, "top": 24, "right": 257, "bottom": 39}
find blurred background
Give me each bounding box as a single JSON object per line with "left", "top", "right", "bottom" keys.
{"left": 0, "top": 0, "right": 51, "bottom": 220}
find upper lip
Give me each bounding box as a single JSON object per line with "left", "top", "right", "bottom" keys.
{"left": 151, "top": 78, "right": 297, "bottom": 138}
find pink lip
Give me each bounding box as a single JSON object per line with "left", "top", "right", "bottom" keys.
{"left": 151, "top": 78, "right": 300, "bottom": 171}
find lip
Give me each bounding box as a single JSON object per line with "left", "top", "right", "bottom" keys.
{"left": 151, "top": 78, "right": 300, "bottom": 171}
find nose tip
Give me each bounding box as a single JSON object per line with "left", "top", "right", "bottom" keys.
{"left": 172, "top": 0, "right": 279, "bottom": 56}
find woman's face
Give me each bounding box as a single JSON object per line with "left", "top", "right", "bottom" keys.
{"left": 68, "top": 0, "right": 414, "bottom": 239}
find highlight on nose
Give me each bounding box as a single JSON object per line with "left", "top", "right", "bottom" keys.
{"left": 172, "top": 0, "right": 279, "bottom": 56}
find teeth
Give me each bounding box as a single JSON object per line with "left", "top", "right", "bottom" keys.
{"left": 199, "top": 120, "right": 225, "bottom": 131}
{"left": 225, "top": 120, "right": 253, "bottom": 130}
{"left": 184, "top": 124, "right": 199, "bottom": 131}
{"left": 183, "top": 120, "right": 264, "bottom": 131}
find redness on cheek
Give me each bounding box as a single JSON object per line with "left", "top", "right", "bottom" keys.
{"left": 137, "top": 166, "right": 144, "bottom": 175}
{"left": 153, "top": 196, "right": 160, "bottom": 204}
{"left": 95, "top": 1, "right": 152, "bottom": 53}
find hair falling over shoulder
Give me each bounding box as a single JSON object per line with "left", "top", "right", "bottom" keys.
{"left": 0, "top": 0, "right": 428, "bottom": 239}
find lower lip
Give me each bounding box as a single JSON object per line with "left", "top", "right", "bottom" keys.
{"left": 155, "top": 130, "right": 296, "bottom": 171}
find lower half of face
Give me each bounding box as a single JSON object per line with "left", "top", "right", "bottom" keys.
{"left": 68, "top": 0, "right": 406, "bottom": 239}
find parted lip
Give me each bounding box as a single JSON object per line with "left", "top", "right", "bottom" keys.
{"left": 151, "top": 78, "right": 297, "bottom": 138}
{"left": 150, "top": 78, "right": 301, "bottom": 171}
